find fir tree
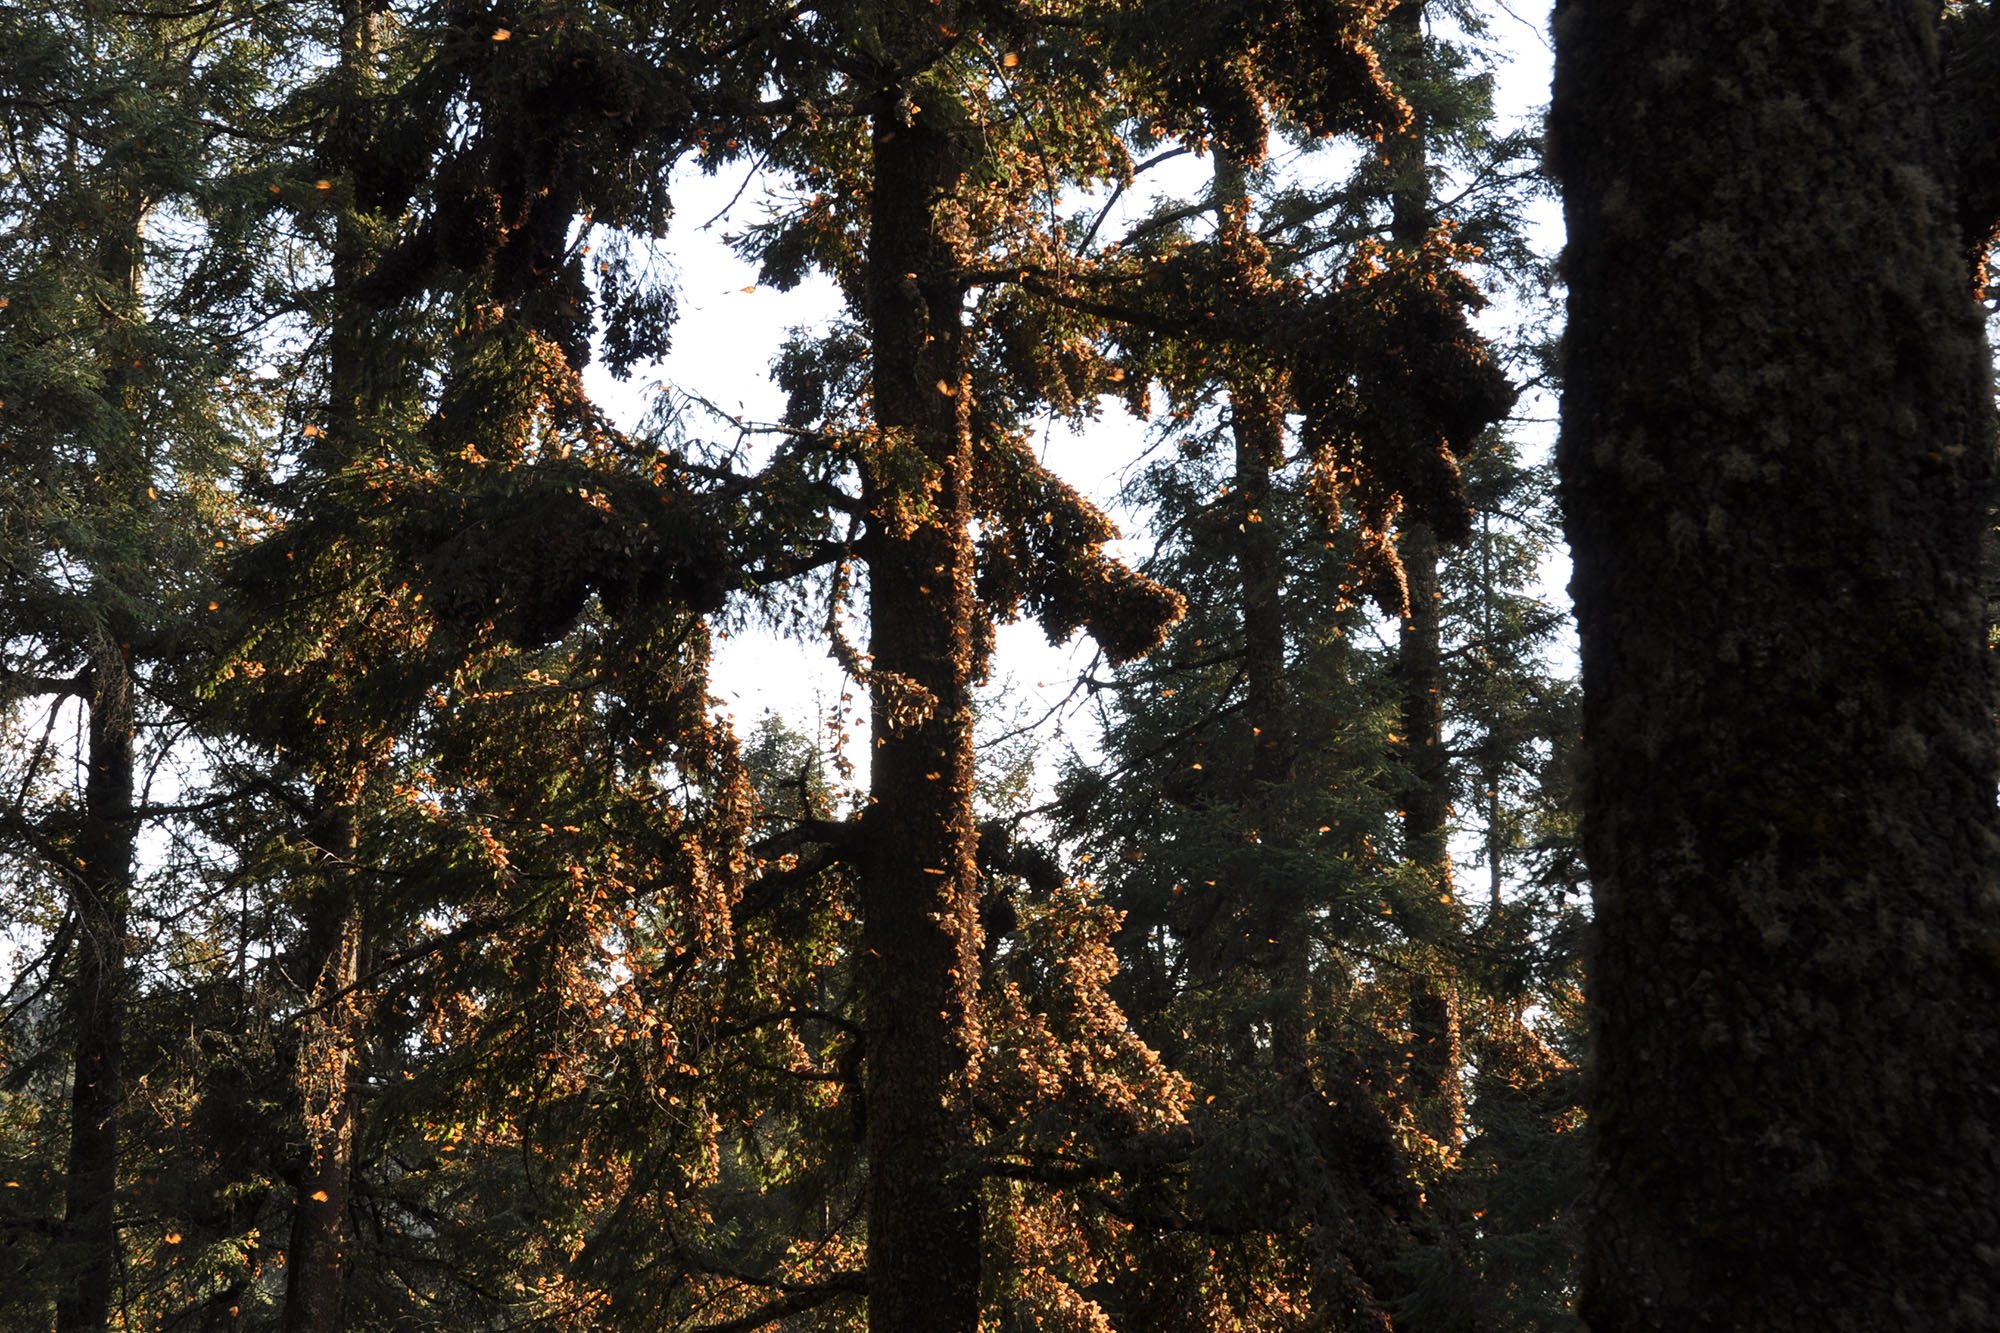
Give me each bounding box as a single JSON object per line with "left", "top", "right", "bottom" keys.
{"left": 0, "top": 2, "right": 295, "bottom": 1323}
{"left": 1051, "top": 5, "right": 1584, "bottom": 1325}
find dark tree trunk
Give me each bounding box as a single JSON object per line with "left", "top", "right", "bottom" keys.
{"left": 1395, "top": 522, "right": 1450, "bottom": 874}
{"left": 1395, "top": 533, "right": 1465, "bottom": 1154}
{"left": 282, "top": 9, "right": 380, "bottom": 1325}
{"left": 57, "top": 183, "right": 147, "bottom": 1333}
{"left": 1551, "top": 4, "right": 2000, "bottom": 1326}
{"left": 1385, "top": 0, "right": 1464, "bottom": 1153}
{"left": 281, "top": 805, "right": 363, "bottom": 1333}
{"left": 1234, "top": 379, "right": 1290, "bottom": 795}
{"left": 1211, "top": 154, "right": 1424, "bottom": 1331}
{"left": 57, "top": 631, "right": 135, "bottom": 1333}
{"left": 1395, "top": 518, "right": 1464, "bottom": 1150}
{"left": 1232, "top": 371, "right": 1314, "bottom": 1066}
{"left": 1217, "top": 151, "right": 1305, "bottom": 1062}
{"left": 858, "top": 74, "right": 984, "bottom": 1333}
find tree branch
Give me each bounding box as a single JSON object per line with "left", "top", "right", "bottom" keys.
{"left": 686, "top": 1273, "right": 867, "bottom": 1333}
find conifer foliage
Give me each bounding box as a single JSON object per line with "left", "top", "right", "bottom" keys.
{"left": 8, "top": 0, "right": 1974, "bottom": 1328}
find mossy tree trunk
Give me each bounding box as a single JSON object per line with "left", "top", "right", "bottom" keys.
{"left": 1551, "top": 3, "right": 2000, "bottom": 1325}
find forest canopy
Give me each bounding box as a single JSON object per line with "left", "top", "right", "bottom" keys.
{"left": 1, "top": 1, "right": 1994, "bottom": 1330}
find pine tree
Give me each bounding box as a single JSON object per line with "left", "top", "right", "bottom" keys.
{"left": 277, "top": 9, "right": 386, "bottom": 1327}
{"left": 680, "top": 3, "right": 1396, "bottom": 1324}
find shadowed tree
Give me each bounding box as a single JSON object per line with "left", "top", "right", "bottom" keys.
{"left": 0, "top": 2, "right": 295, "bottom": 1323}
{"left": 1551, "top": 2, "right": 2000, "bottom": 1326}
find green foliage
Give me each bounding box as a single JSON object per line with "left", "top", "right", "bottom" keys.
{"left": 1037, "top": 11, "right": 1586, "bottom": 1328}
{"left": 0, "top": 1, "right": 1589, "bottom": 1328}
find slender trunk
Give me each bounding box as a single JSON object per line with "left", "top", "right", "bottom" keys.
{"left": 57, "top": 632, "right": 135, "bottom": 1333}
{"left": 1216, "top": 154, "right": 1306, "bottom": 1066}
{"left": 1234, "top": 388, "right": 1289, "bottom": 798}
{"left": 1384, "top": 0, "right": 1464, "bottom": 1154}
{"left": 57, "top": 179, "right": 148, "bottom": 1333}
{"left": 1214, "top": 156, "right": 1419, "bottom": 1330}
{"left": 858, "top": 74, "right": 983, "bottom": 1333}
{"left": 1396, "top": 518, "right": 1463, "bottom": 1150}
{"left": 1179, "top": 155, "right": 1308, "bottom": 1050}
{"left": 1552, "top": 4, "right": 2000, "bottom": 1325}
{"left": 282, "top": 805, "right": 362, "bottom": 1333}
{"left": 1476, "top": 515, "right": 1507, "bottom": 913}
{"left": 1395, "top": 524, "right": 1449, "bottom": 874}
{"left": 281, "top": 8, "right": 380, "bottom": 1326}
{"left": 1234, "top": 380, "right": 1312, "bottom": 1067}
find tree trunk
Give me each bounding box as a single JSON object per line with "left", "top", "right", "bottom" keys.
{"left": 1233, "top": 372, "right": 1314, "bottom": 1066}
{"left": 1215, "top": 151, "right": 1306, "bottom": 1065}
{"left": 858, "top": 73, "right": 984, "bottom": 1333}
{"left": 57, "top": 630, "right": 135, "bottom": 1333}
{"left": 57, "top": 176, "right": 148, "bottom": 1333}
{"left": 1396, "top": 522, "right": 1450, "bottom": 874}
{"left": 1385, "top": 0, "right": 1464, "bottom": 1155}
{"left": 282, "top": 8, "right": 380, "bottom": 1325}
{"left": 1551, "top": 4, "right": 2000, "bottom": 1326}
{"left": 1395, "top": 518, "right": 1463, "bottom": 1151}
{"left": 1234, "top": 378, "right": 1290, "bottom": 798}
{"left": 282, "top": 805, "right": 363, "bottom": 1333}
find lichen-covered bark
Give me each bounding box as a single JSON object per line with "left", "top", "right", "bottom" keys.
{"left": 1551, "top": 3, "right": 2000, "bottom": 1326}
{"left": 858, "top": 79, "right": 984, "bottom": 1333}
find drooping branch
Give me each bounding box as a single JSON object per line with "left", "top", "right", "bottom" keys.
{"left": 972, "top": 432, "right": 1186, "bottom": 665}
{"left": 749, "top": 815, "right": 860, "bottom": 862}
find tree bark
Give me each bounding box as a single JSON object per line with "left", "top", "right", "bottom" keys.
{"left": 281, "top": 804, "right": 363, "bottom": 1333}
{"left": 1395, "top": 518, "right": 1464, "bottom": 1151}
{"left": 57, "top": 630, "right": 135, "bottom": 1333}
{"left": 1396, "top": 522, "right": 1450, "bottom": 875}
{"left": 1214, "top": 152, "right": 1308, "bottom": 1066}
{"left": 1233, "top": 374, "right": 1315, "bottom": 1067}
{"left": 1385, "top": 0, "right": 1464, "bottom": 1155}
{"left": 1391, "top": 543, "right": 1450, "bottom": 902}
{"left": 1551, "top": 4, "right": 2000, "bottom": 1326}
{"left": 57, "top": 175, "right": 148, "bottom": 1333}
{"left": 858, "top": 64, "right": 984, "bottom": 1333}
{"left": 281, "top": 8, "right": 380, "bottom": 1326}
